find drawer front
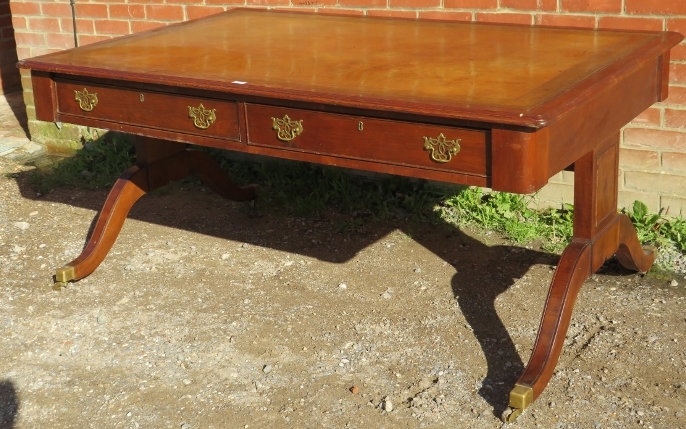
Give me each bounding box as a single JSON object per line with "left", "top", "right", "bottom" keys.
{"left": 246, "top": 104, "right": 488, "bottom": 176}
{"left": 56, "top": 81, "right": 240, "bottom": 140}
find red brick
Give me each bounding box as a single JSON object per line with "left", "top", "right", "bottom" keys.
{"left": 205, "top": 0, "right": 250, "bottom": 4}
{"left": 665, "top": 108, "right": 686, "bottom": 129}
{"left": 146, "top": 5, "right": 184, "bottom": 21}
{"left": 501, "top": 0, "right": 556, "bottom": 11}
{"left": 630, "top": 107, "right": 662, "bottom": 127}
{"left": 78, "top": 35, "right": 113, "bottom": 46}
{"left": 249, "top": 0, "right": 291, "bottom": 6}
{"left": 95, "top": 19, "right": 130, "bottom": 35}
{"left": 625, "top": 171, "right": 686, "bottom": 195}
{"left": 294, "top": 0, "right": 338, "bottom": 7}
{"left": 390, "top": 0, "right": 440, "bottom": 8}
{"left": 367, "top": 10, "right": 418, "bottom": 18}
{"left": 47, "top": 33, "right": 78, "bottom": 50}
{"left": 16, "top": 47, "right": 31, "bottom": 61}
{"left": 419, "top": 11, "right": 473, "bottom": 21}
{"left": 74, "top": 18, "right": 95, "bottom": 34}
{"left": 131, "top": 20, "right": 166, "bottom": 34}
{"left": 14, "top": 31, "right": 45, "bottom": 47}
{"left": 186, "top": 6, "right": 226, "bottom": 20}
{"left": 662, "top": 152, "right": 686, "bottom": 172}
{"left": 667, "top": 18, "right": 686, "bottom": 35}
{"left": 626, "top": 0, "right": 686, "bottom": 15}
{"left": 598, "top": 16, "right": 664, "bottom": 32}
{"left": 109, "top": 4, "right": 146, "bottom": 19}
{"left": 475, "top": 12, "right": 532, "bottom": 25}
{"left": 671, "top": 63, "right": 686, "bottom": 85}
{"left": 31, "top": 47, "right": 62, "bottom": 57}
{"left": 281, "top": 7, "right": 318, "bottom": 12}
{"left": 166, "top": 0, "right": 203, "bottom": 3}
{"left": 28, "top": 17, "right": 61, "bottom": 33}
{"left": 41, "top": 3, "right": 72, "bottom": 17}
{"left": 671, "top": 43, "right": 686, "bottom": 62}
{"left": 318, "top": 8, "right": 367, "bottom": 15}
{"left": 624, "top": 128, "right": 686, "bottom": 151}
{"left": 445, "top": 0, "right": 497, "bottom": 8}
{"left": 561, "top": 0, "right": 621, "bottom": 13}
{"left": 11, "top": 16, "right": 27, "bottom": 30}
{"left": 75, "top": 3, "right": 109, "bottom": 19}
{"left": 535, "top": 13, "right": 595, "bottom": 28}
{"left": 339, "top": 0, "right": 387, "bottom": 6}
{"left": 618, "top": 148, "right": 660, "bottom": 170}
{"left": 660, "top": 85, "right": 686, "bottom": 106}
{"left": 9, "top": 2, "right": 41, "bottom": 16}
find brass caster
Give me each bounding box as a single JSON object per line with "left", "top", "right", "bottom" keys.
{"left": 501, "top": 406, "right": 523, "bottom": 423}
{"left": 504, "top": 383, "right": 532, "bottom": 423}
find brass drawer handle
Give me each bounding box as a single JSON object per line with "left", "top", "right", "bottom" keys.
{"left": 188, "top": 103, "right": 216, "bottom": 129}
{"left": 272, "top": 115, "right": 303, "bottom": 142}
{"left": 74, "top": 88, "right": 98, "bottom": 112}
{"left": 423, "top": 133, "right": 461, "bottom": 163}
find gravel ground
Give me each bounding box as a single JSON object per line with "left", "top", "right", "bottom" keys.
{"left": 1, "top": 156, "right": 685, "bottom": 429}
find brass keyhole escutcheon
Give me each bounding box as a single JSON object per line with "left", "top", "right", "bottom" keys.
{"left": 272, "top": 115, "right": 303, "bottom": 142}
{"left": 358, "top": 121, "right": 364, "bottom": 131}
{"left": 423, "top": 133, "right": 461, "bottom": 163}
{"left": 139, "top": 94, "right": 144, "bottom": 102}
{"left": 188, "top": 103, "right": 216, "bottom": 129}
{"left": 74, "top": 88, "right": 98, "bottom": 112}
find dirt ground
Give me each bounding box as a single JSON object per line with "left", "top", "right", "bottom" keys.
{"left": 1, "top": 155, "right": 685, "bottom": 429}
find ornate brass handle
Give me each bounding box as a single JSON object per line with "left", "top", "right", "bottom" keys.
{"left": 272, "top": 115, "right": 303, "bottom": 142}
{"left": 74, "top": 88, "right": 98, "bottom": 112}
{"left": 188, "top": 104, "right": 216, "bottom": 129}
{"left": 423, "top": 133, "right": 461, "bottom": 163}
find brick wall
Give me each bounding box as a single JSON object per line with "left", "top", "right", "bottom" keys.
{"left": 8, "top": 0, "right": 686, "bottom": 215}
{"left": 1, "top": 0, "right": 20, "bottom": 94}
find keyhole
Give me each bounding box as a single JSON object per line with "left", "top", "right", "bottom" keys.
{"left": 358, "top": 121, "right": 363, "bottom": 131}
{"left": 139, "top": 94, "right": 144, "bottom": 102}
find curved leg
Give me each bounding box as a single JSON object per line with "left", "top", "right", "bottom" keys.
{"left": 505, "top": 137, "right": 657, "bottom": 421}
{"left": 54, "top": 146, "right": 257, "bottom": 289}
{"left": 54, "top": 166, "right": 148, "bottom": 289}
{"left": 504, "top": 240, "right": 591, "bottom": 422}
{"left": 615, "top": 214, "right": 656, "bottom": 272}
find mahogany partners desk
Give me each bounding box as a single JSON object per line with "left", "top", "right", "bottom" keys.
{"left": 19, "top": 9, "right": 682, "bottom": 421}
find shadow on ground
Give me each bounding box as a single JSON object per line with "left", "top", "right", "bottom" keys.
{"left": 11, "top": 158, "right": 564, "bottom": 417}
{"left": 0, "top": 380, "right": 19, "bottom": 428}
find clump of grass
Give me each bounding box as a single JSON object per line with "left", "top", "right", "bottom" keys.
{"left": 28, "top": 133, "right": 135, "bottom": 194}
{"left": 438, "top": 187, "right": 573, "bottom": 252}
{"left": 440, "top": 188, "right": 686, "bottom": 255}
{"left": 622, "top": 200, "right": 686, "bottom": 251}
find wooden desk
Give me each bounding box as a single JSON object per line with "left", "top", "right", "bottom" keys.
{"left": 19, "top": 9, "right": 682, "bottom": 421}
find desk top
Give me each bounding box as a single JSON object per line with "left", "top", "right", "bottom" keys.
{"left": 19, "top": 9, "right": 681, "bottom": 127}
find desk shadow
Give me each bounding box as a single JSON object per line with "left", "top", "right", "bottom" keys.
{"left": 0, "top": 380, "right": 19, "bottom": 428}
{"left": 11, "top": 165, "right": 557, "bottom": 417}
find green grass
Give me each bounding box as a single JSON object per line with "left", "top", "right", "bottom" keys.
{"left": 27, "top": 133, "right": 136, "bottom": 194}
{"left": 25, "top": 135, "right": 686, "bottom": 258}
{"left": 438, "top": 187, "right": 574, "bottom": 252}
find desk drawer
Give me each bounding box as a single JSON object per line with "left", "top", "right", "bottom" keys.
{"left": 246, "top": 104, "right": 488, "bottom": 176}
{"left": 55, "top": 80, "right": 240, "bottom": 140}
